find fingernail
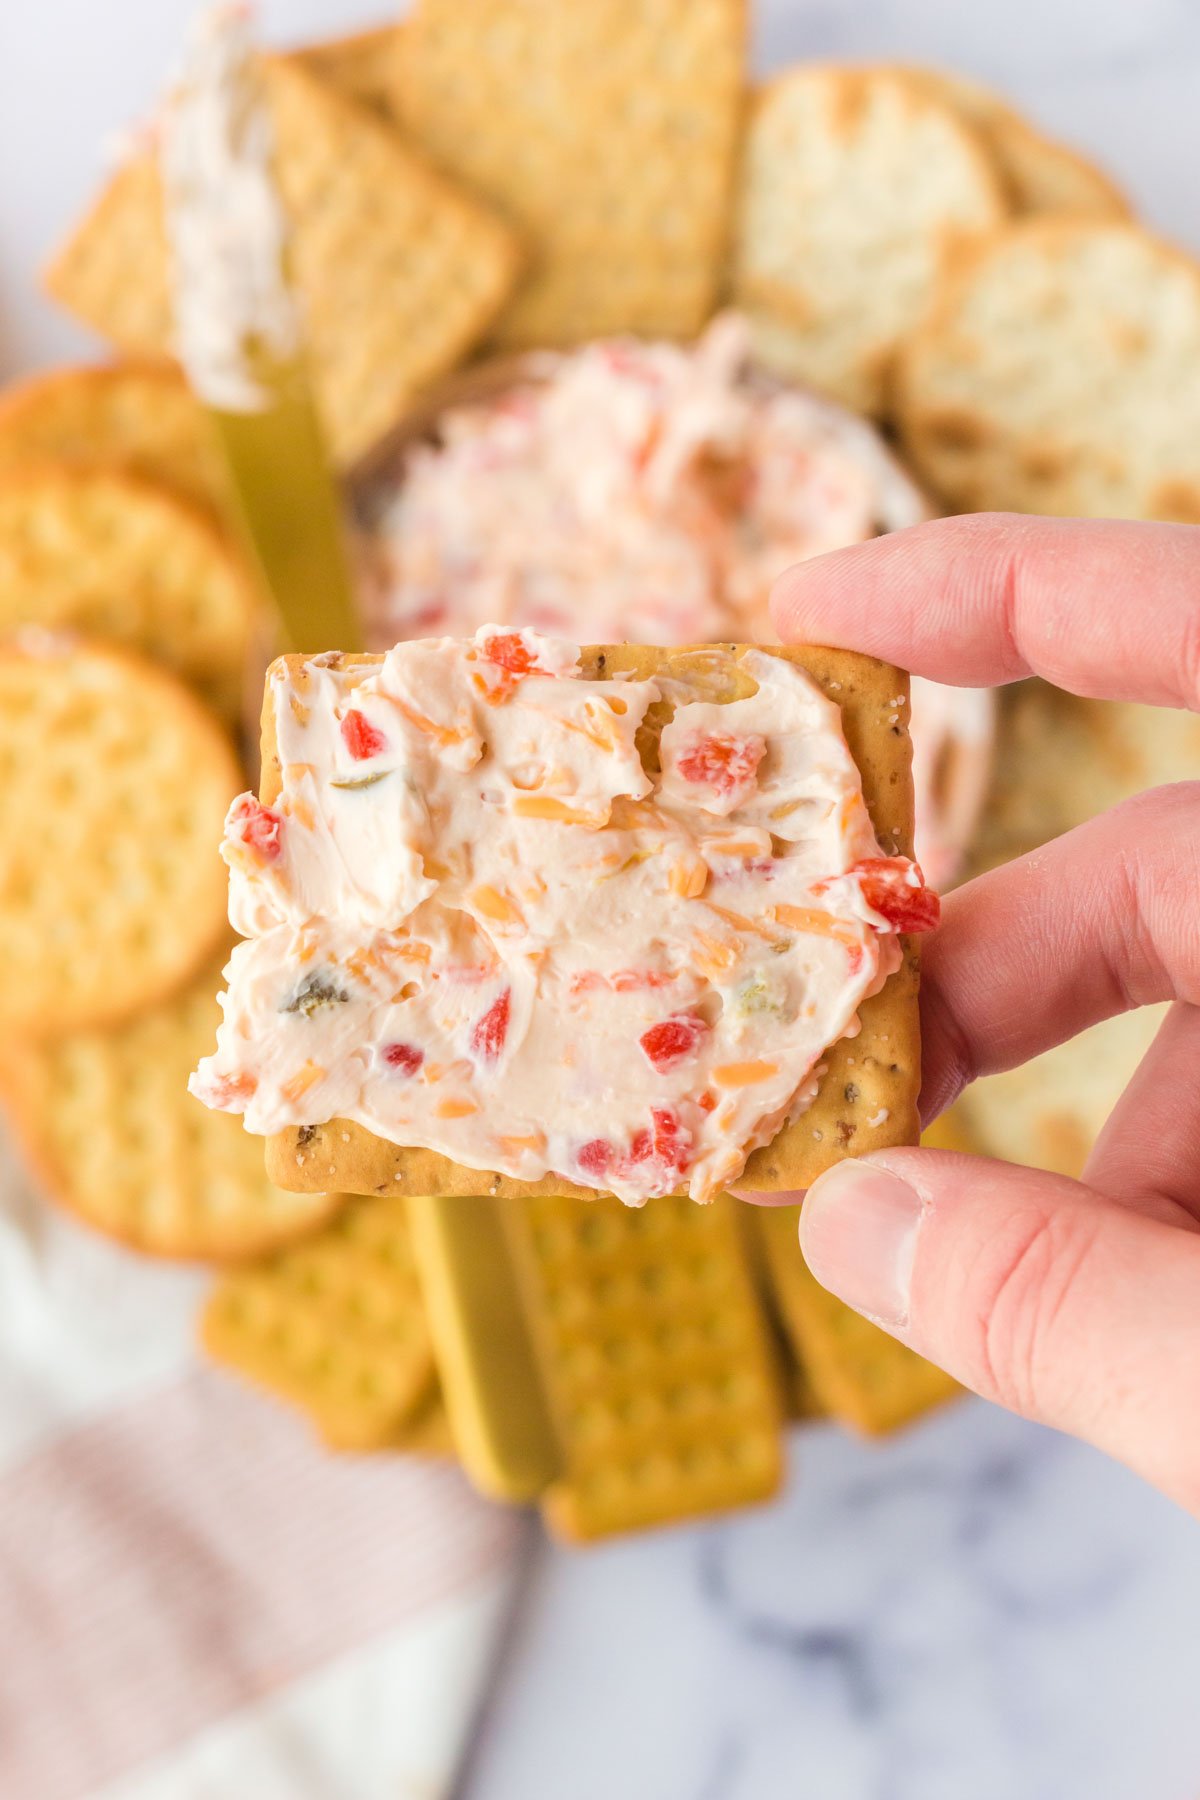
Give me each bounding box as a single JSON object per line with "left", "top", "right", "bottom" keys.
{"left": 800, "top": 1161, "right": 923, "bottom": 1331}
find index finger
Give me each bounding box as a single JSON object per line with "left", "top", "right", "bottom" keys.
{"left": 771, "top": 513, "right": 1200, "bottom": 711}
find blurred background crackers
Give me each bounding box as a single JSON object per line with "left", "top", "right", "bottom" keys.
{"left": 0, "top": 463, "right": 255, "bottom": 719}
{"left": 0, "top": 637, "right": 238, "bottom": 1036}
{"left": 733, "top": 65, "right": 1008, "bottom": 414}
{"left": 395, "top": 0, "right": 745, "bottom": 347}
{"left": 46, "top": 54, "right": 520, "bottom": 468}
{"left": 0, "top": 360, "right": 230, "bottom": 520}
{"left": 0, "top": 940, "right": 342, "bottom": 1259}
{"left": 202, "top": 1193, "right": 440, "bottom": 1448}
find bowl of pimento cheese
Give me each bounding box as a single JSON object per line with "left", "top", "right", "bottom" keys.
{"left": 352, "top": 313, "right": 994, "bottom": 889}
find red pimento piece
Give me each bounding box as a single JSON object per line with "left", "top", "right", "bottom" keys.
{"left": 232, "top": 795, "right": 283, "bottom": 862}
{"left": 577, "top": 1139, "right": 615, "bottom": 1180}
{"left": 854, "top": 858, "right": 941, "bottom": 933}
{"left": 611, "top": 968, "right": 675, "bottom": 993}
{"left": 382, "top": 1042, "right": 424, "bottom": 1076}
{"left": 209, "top": 1071, "right": 257, "bottom": 1108}
{"left": 675, "top": 732, "right": 765, "bottom": 798}
{"left": 697, "top": 1090, "right": 717, "bottom": 1114}
{"left": 341, "top": 708, "right": 387, "bottom": 761}
{"left": 470, "top": 989, "right": 511, "bottom": 1061}
{"left": 626, "top": 1106, "right": 692, "bottom": 1192}
{"left": 639, "top": 1012, "right": 708, "bottom": 1071}
{"left": 480, "top": 632, "right": 537, "bottom": 678}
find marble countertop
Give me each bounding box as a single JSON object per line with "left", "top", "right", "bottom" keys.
{"left": 466, "top": 1403, "right": 1200, "bottom": 1800}
{"left": 2, "top": 5, "right": 1199, "bottom": 1798}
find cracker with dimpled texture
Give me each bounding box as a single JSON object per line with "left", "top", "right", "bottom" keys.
{"left": 0, "top": 942, "right": 341, "bottom": 1257}
{"left": 504, "top": 1191, "right": 783, "bottom": 1540}
{"left": 260, "top": 642, "right": 923, "bottom": 1202}
{"left": 290, "top": 23, "right": 405, "bottom": 124}
{"left": 0, "top": 638, "right": 239, "bottom": 1036}
{"left": 396, "top": 0, "right": 744, "bottom": 349}
{"left": 896, "top": 220, "right": 1200, "bottom": 520}
{"left": 45, "top": 57, "right": 520, "bottom": 470}
{"left": 731, "top": 66, "right": 1007, "bottom": 416}
{"left": 0, "top": 466, "right": 256, "bottom": 722}
{"left": 0, "top": 361, "right": 230, "bottom": 522}
{"left": 750, "top": 1203, "right": 960, "bottom": 1436}
{"left": 202, "top": 1194, "right": 439, "bottom": 1450}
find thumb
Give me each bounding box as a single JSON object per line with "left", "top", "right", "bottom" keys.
{"left": 798, "top": 1149, "right": 1200, "bottom": 1513}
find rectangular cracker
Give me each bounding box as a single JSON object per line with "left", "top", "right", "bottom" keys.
{"left": 261, "top": 641, "right": 922, "bottom": 1201}
{"left": 201, "top": 1193, "right": 438, "bottom": 1451}
{"left": 505, "top": 1191, "right": 784, "bottom": 1541}
{"left": 394, "top": 0, "right": 744, "bottom": 347}
{"left": 749, "top": 1204, "right": 960, "bottom": 1435}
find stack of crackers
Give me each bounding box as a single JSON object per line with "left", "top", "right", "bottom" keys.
{"left": 0, "top": 3, "right": 1194, "bottom": 1540}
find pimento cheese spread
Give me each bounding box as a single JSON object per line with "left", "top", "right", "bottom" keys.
{"left": 362, "top": 316, "right": 991, "bottom": 888}
{"left": 366, "top": 315, "right": 920, "bottom": 648}
{"left": 192, "top": 629, "right": 938, "bottom": 1205}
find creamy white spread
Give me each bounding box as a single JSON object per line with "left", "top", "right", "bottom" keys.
{"left": 161, "top": 2, "right": 299, "bottom": 411}
{"left": 191, "top": 630, "right": 938, "bottom": 1205}
{"left": 362, "top": 316, "right": 991, "bottom": 885}
{"left": 365, "top": 315, "right": 923, "bottom": 647}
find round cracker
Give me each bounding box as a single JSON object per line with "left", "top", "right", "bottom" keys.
{"left": 961, "top": 1006, "right": 1166, "bottom": 1180}
{"left": 0, "top": 464, "right": 258, "bottom": 721}
{"left": 731, "top": 65, "right": 1008, "bottom": 415}
{"left": 896, "top": 219, "right": 1200, "bottom": 519}
{"left": 966, "top": 680, "right": 1200, "bottom": 877}
{"left": 902, "top": 66, "right": 1129, "bottom": 221}
{"left": 0, "top": 635, "right": 239, "bottom": 1035}
{"left": 0, "top": 942, "right": 343, "bottom": 1259}
{"left": 0, "top": 361, "right": 229, "bottom": 520}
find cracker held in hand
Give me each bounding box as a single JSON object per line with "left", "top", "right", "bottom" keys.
{"left": 0, "top": 361, "right": 229, "bottom": 521}
{"left": 396, "top": 0, "right": 743, "bottom": 347}
{"left": 896, "top": 220, "right": 1200, "bottom": 519}
{"left": 0, "top": 465, "right": 256, "bottom": 721}
{"left": 193, "top": 632, "right": 934, "bottom": 1204}
{"left": 732, "top": 65, "right": 1008, "bottom": 415}
{"left": 45, "top": 57, "right": 519, "bottom": 468}
{"left": 202, "top": 1194, "right": 438, "bottom": 1448}
{"left": 901, "top": 66, "right": 1129, "bottom": 222}
{"left": 0, "top": 637, "right": 238, "bottom": 1035}
{"left": 0, "top": 943, "right": 340, "bottom": 1258}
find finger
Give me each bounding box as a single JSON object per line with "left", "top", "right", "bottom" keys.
{"left": 918, "top": 783, "right": 1200, "bottom": 1120}
{"left": 799, "top": 1147, "right": 1200, "bottom": 1514}
{"left": 771, "top": 513, "right": 1200, "bottom": 710}
{"left": 1085, "top": 1001, "right": 1200, "bottom": 1226}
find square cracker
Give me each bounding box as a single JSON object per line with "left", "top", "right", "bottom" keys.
{"left": 261, "top": 642, "right": 922, "bottom": 1200}
{"left": 395, "top": 0, "right": 744, "bottom": 348}
{"left": 44, "top": 57, "right": 519, "bottom": 469}
{"left": 290, "top": 24, "right": 405, "bottom": 124}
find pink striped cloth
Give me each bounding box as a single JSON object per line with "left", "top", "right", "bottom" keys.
{"left": 0, "top": 1137, "right": 522, "bottom": 1800}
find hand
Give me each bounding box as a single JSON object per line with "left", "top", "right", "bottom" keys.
{"left": 770, "top": 513, "right": 1200, "bottom": 1514}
